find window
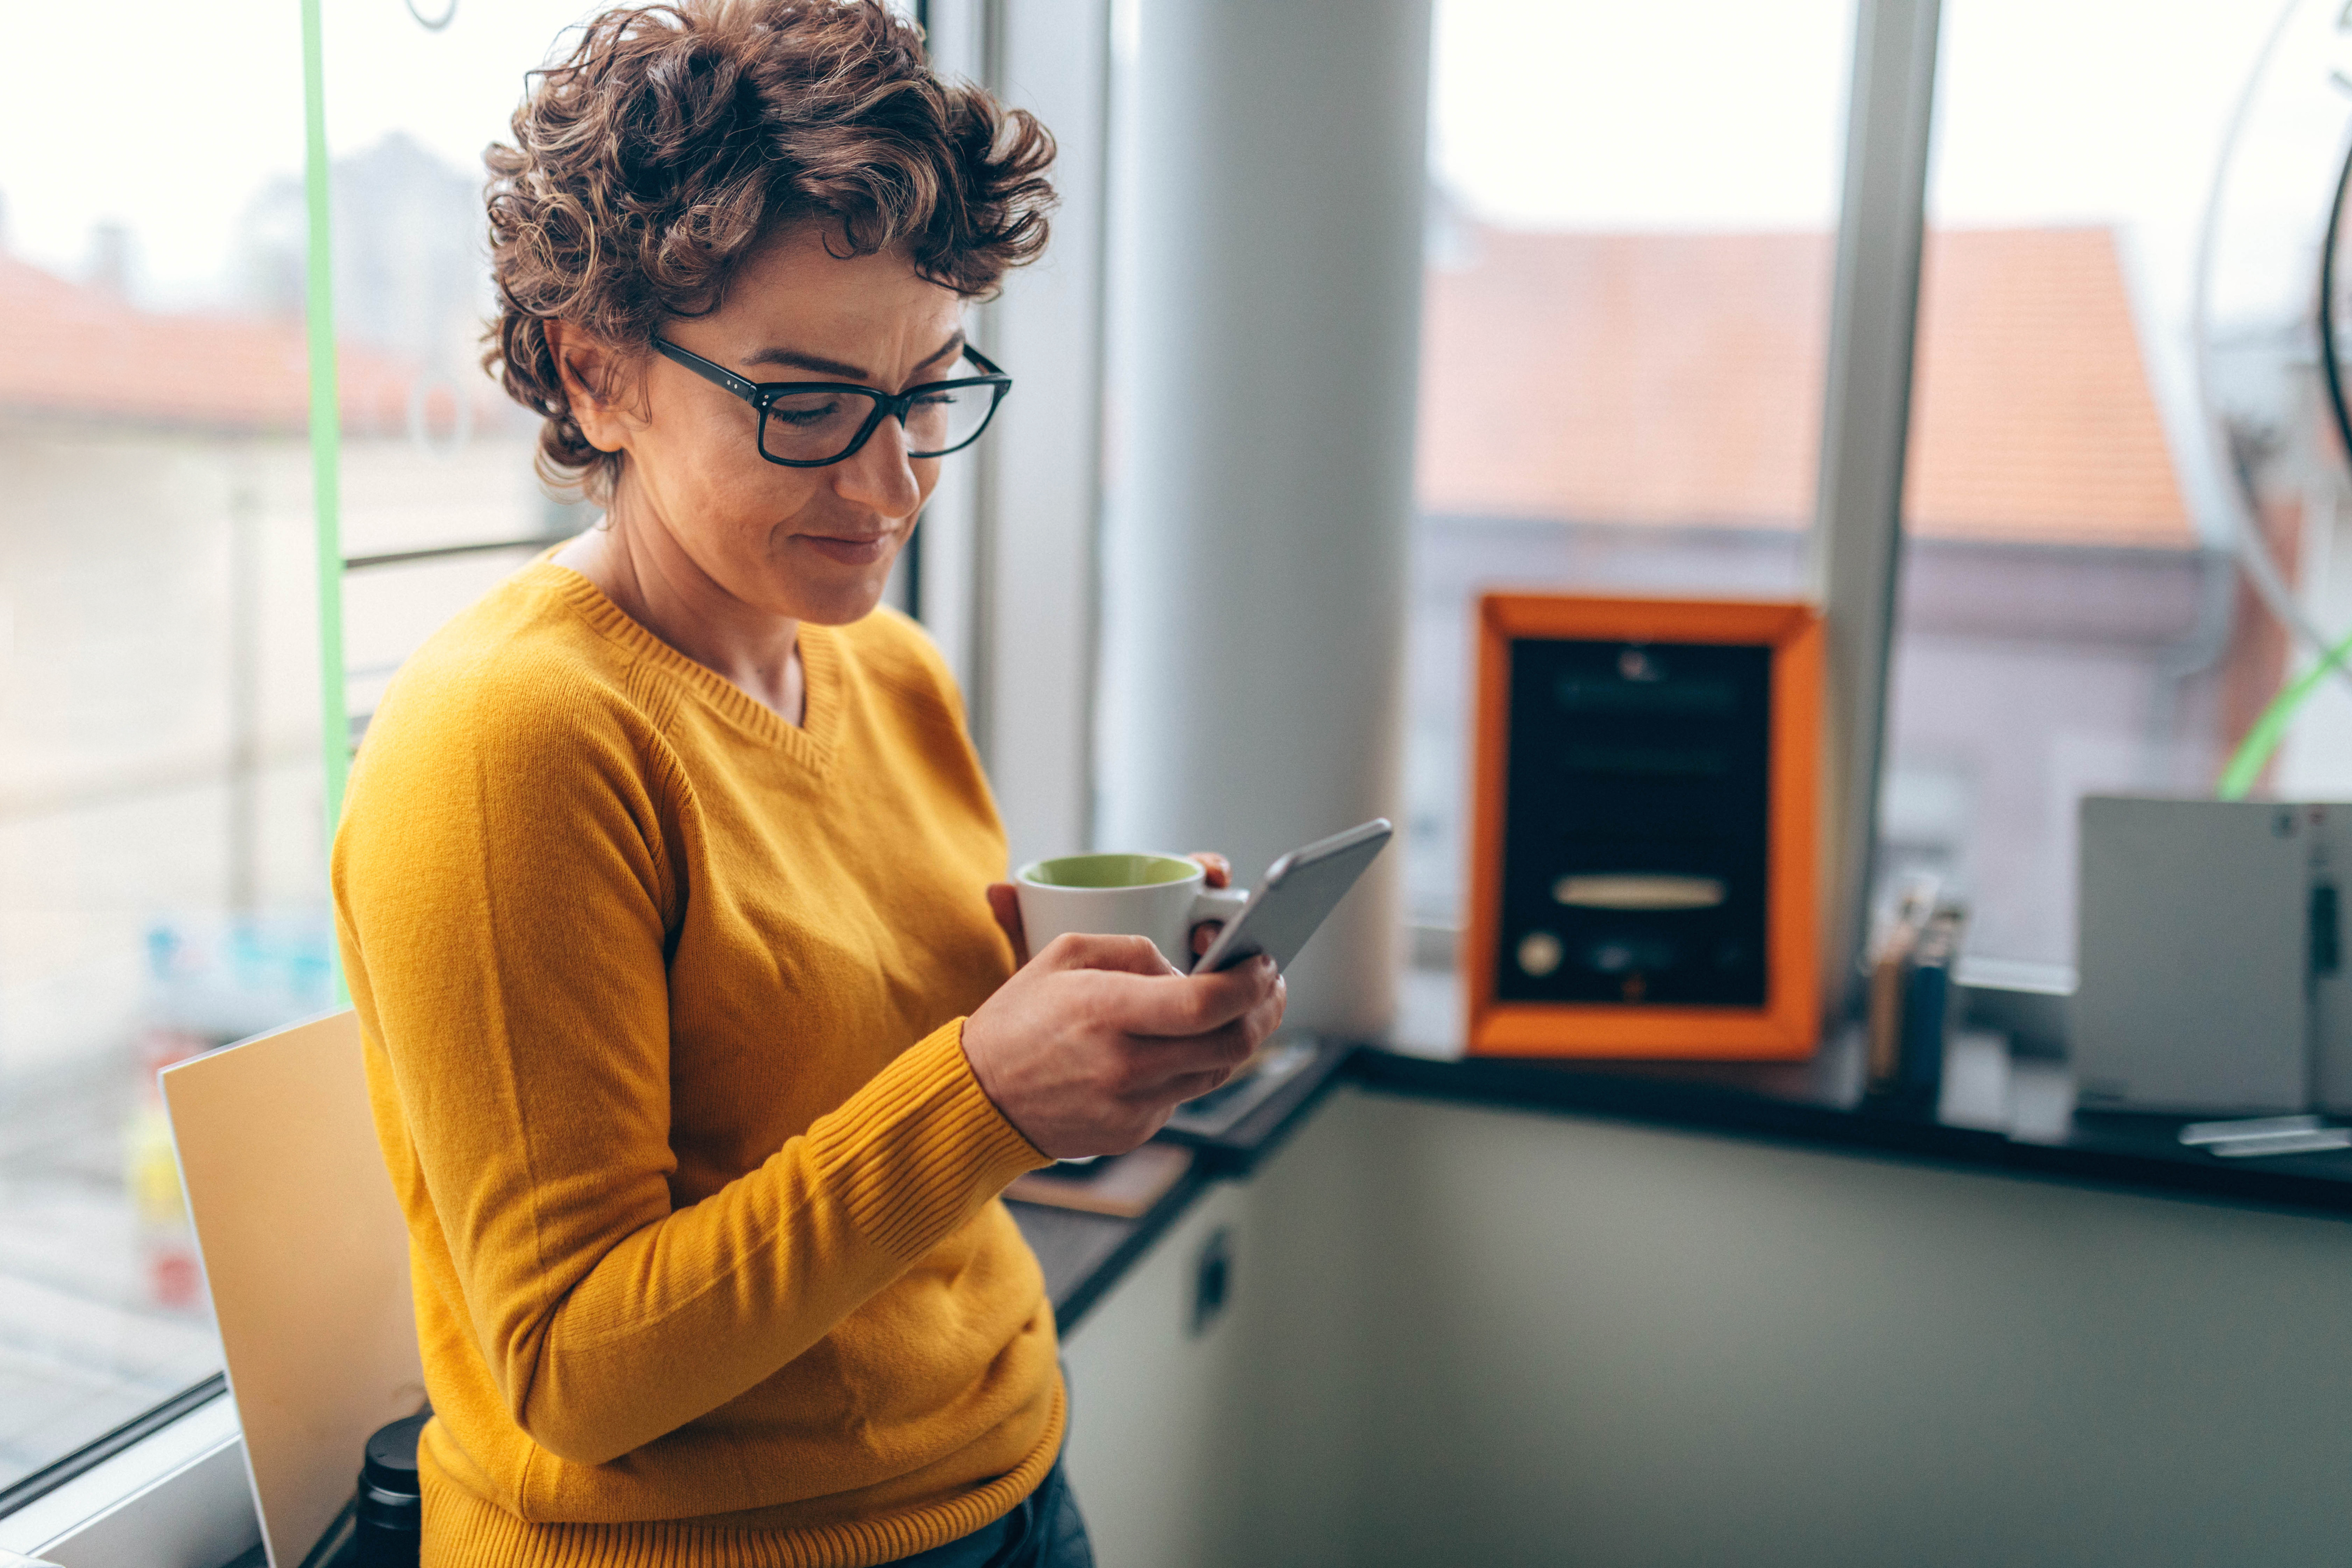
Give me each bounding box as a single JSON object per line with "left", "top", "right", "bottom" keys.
{"left": 1878, "top": 0, "right": 2316, "bottom": 974}
{"left": 0, "top": 0, "right": 595, "bottom": 1501}
{"left": 321, "top": 4, "right": 607, "bottom": 755}
{"left": 0, "top": 1, "right": 313, "bottom": 1490}
{"left": 1406, "top": 0, "right": 1857, "bottom": 975}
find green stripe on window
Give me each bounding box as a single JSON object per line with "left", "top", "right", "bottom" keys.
{"left": 301, "top": 0, "right": 349, "bottom": 999}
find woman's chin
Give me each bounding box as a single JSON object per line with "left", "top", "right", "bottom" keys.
{"left": 780, "top": 569, "right": 899, "bottom": 627}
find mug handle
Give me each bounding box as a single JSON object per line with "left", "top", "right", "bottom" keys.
{"left": 1187, "top": 885, "right": 1250, "bottom": 952}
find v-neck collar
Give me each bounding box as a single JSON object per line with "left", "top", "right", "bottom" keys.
{"left": 531, "top": 560, "right": 842, "bottom": 774}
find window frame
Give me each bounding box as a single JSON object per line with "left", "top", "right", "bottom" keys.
{"left": 0, "top": 1377, "right": 226, "bottom": 1523}
{"left": 1808, "top": 0, "right": 1943, "bottom": 1009}
{"left": 0, "top": 1388, "right": 256, "bottom": 1566}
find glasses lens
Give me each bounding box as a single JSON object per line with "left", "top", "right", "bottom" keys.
{"left": 760, "top": 390, "right": 882, "bottom": 463}
{"left": 905, "top": 382, "right": 1001, "bottom": 457}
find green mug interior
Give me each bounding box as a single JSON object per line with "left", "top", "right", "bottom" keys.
{"left": 1021, "top": 853, "right": 1197, "bottom": 889}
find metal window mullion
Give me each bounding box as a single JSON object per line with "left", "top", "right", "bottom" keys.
{"left": 1807, "top": 0, "right": 1942, "bottom": 1015}
{"left": 970, "top": 0, "right": 1113, "bottom": 867}
{"left": 906, "top": 0, "right": 994, "bottom": 713}
{"left": 967, "top": 0, "right": 1007, "bottom": 772}
{"left": 342, "top": 534, "right": 578, "bottom": 572}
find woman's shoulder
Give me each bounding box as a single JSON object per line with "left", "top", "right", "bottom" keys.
{"left": 335, "top": 565, "right": 681, "bottom": 932}
{"left": 356, "top": 563, "right": 667, "bottom": 786}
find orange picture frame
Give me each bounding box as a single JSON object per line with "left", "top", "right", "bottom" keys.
{"left": 1466, "top": 593, "right": 1823, "bottom": 1059}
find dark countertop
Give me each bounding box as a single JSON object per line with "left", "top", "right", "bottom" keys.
{"left": 1351, "top": 1029, "right": 2352, "bottom": 1222}
{"left": 1012, "top": 1038, "right": 1352, "bottom": 1332}
{"left": 1019, "top": 1013, "right": 2352, "bottom": 1338}
{"left": 1012, "top": 1175, "right": 1217, "bottom": 1333}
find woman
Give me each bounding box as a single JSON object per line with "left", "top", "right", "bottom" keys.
{"left": 332, "top": 4, "right": 1284, "bottom": 1565}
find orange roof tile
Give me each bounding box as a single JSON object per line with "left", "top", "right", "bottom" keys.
{"left": 1416, "top": 225, "right": 2193, "bottom": 548}
{"left": 0, "top": 253, "right": 458, "bottom": 437}
{"left": 1905, "top": 228, "right": 2189, "bottom": 547}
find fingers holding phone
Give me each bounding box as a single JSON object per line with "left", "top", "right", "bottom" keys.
{"left": 965, "top": 822, "right": 1385, "bottom": 1158}
{"left": 961, "top": 940, "right": 1284, "bottom": 1159}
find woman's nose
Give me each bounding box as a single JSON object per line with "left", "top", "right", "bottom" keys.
{"left": 831, "top": 415, "right": 923, "bottom": 518}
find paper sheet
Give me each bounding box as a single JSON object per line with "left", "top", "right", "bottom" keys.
{"left": 161, "top": 1010, "right": 424, "bottom": 1568}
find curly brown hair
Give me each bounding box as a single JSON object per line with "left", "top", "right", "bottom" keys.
{"left": 483, "top": 0, "right": 1056, "bottom": 498}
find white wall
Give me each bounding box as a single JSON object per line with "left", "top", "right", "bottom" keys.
{"left": 1065, "top": 1087, "right": 2352, "bottom": 1566}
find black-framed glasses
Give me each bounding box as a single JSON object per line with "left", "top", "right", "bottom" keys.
{"left": 653, "top": 336, "right": 1012, "bottom": 467}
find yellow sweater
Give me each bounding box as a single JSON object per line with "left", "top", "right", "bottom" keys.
{"left": 332, "top": 561, "right": 1060, "bottom": 1568}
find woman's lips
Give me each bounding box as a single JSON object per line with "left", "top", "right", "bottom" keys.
{"left": 798, "top": 533, "right": 894, "bottom": 565}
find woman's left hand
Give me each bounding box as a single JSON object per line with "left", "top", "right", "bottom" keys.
{"left": 985, "top": 851, "right": 1233, "bottom": 968}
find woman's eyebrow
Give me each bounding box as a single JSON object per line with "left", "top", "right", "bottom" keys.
{"left": 911, "top": 331, "right": 966, "bottom": 373}
{"left": 742, "top": 331, "right": 965, "bottom": 383}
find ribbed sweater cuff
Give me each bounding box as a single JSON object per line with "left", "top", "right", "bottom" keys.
{"left": 803, "top": 1020, "right": 1050, "bottom": 1259}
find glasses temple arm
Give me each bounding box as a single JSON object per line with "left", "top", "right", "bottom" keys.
{"left": 654, "top": 337, "right": 763, "bottom": 403}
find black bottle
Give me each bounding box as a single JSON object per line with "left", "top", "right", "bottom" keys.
{"left": 352, "top": 1413, "right": 427, "bottom": 1568}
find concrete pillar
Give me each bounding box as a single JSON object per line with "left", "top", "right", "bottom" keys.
{"left": 1097, "top": 0, "right": 1430, "bottom": 1037}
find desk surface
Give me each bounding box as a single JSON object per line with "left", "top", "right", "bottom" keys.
{"left": 1010, "top": 1038, "right": 1353, "bottom": 1332}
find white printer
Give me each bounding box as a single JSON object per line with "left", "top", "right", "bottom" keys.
{"left": 2072, "top": 796, "right": 2352, "bottom": 1115}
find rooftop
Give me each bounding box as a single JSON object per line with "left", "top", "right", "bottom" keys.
{"left": 1417, "top": 225, "right": 2194, "bottom": 549}
{"left": 0, "top": 253, "right": 472, "bottom": 438}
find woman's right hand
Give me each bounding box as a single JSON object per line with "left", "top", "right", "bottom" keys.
{"left": 959, "top": 934, "right": 1286, "bottom": 1160}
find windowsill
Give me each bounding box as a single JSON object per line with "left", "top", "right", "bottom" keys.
{"left": 1368, "top": 965, "right": 2352, "bottom": 1222}
{"left": 0, "top": 1387, "right": 256, "bottom": 1567}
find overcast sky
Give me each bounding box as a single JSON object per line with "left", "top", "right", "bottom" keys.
{"left": 0, "top": 0, "right": 2339, "bottom": 334}
{"left": 1433, "top": 0, "right": 2295, "bottom": 233}
{"left": 0, "top": 0, "right": 599, "bottom": 307}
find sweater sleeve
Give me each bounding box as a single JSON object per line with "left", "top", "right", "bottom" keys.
{"left": 332, "top": 676, "right": 1047, "bottom": 1467}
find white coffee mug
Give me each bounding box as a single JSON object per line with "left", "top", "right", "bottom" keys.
{"left": 1013, "top": 853, "right": 1250, "bottom": 971}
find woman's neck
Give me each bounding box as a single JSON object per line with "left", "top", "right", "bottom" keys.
{"left": 553, "top": 494, "right": 807, "bottom": 726}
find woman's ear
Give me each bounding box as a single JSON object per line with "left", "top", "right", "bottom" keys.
{"left": 544, "top": 320, "right": 637, "bottom": 455}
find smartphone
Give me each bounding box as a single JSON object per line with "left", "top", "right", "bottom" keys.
{"left": 1190, "top": 818, "right": 1394, "bottom": 975}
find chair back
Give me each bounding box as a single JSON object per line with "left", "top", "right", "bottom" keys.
{"left": 162, "top": 1009, "right": 424, "bottom": 1568}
